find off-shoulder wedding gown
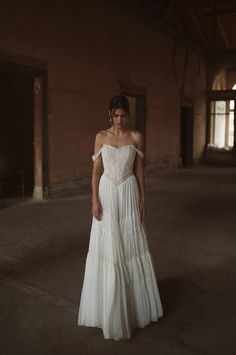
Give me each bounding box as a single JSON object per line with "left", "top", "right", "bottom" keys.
{"left": 77, "top": 144, "right": 163, "bottom": 340}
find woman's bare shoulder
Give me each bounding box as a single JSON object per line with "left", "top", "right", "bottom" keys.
{"left": 95, "top": 130, "right": 105, "bottom": 138}
{"left": 94, "top": 129, "right": 110, "bottom": 146}
{"left": 95, "top": 129, "right": 111, "bottom": 138}
{"left": 130, "top": 130, "right": 144, "bottom": 144}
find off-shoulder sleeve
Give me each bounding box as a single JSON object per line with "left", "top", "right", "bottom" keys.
{"left": 134, "top": 147, "right": 144, "bottom": 158}
{"left": 92, "top": 146, "right": 103, "bottom": 161}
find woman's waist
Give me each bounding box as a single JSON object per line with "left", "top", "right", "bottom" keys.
{"left": 102, "top": 170, "right": 135, "bottom": 185}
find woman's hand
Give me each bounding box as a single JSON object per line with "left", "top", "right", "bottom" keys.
{"left": 92, "top": 199, "right": 103, "bottom": 221}
{"left": 139, "top": 198, "right": 146, "bottom": 221}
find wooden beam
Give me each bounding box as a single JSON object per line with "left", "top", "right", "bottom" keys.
{"left": 140, "top": 0, "right": 160, "bottom": 13}
{"left": 206, "top": 50, "right": 236, "bottom": 62}
{"left": 204, "top": 7, "right": 236, "bottom": 17}
{"left": 216, "top": 16, "right": 231, "bottom": 50}
{"left": 187, "top": 2, "right": 208, "bottom": 47}
{"left": 171, "top": 0, "right": 186, "bottom": 37}
{"left": 160, "top": 0, "right": 175, "bottom": 24}
{"left": 213, "top": 0, "right": 218, "bottom": 50}
{"left": 116, "top": 0, "right": 207, "bottom": 55}
{"left": 206, "top": 89, "right": 236, "bottom": 100}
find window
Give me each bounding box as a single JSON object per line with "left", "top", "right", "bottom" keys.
{"left": 209, "top": 84, "right": 236, "bottom": 149}
{"left": 229, "top": 99, "right": 234, "bottom": 147}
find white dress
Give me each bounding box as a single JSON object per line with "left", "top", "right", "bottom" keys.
{"left": 77, "top": 144, "right": 163, "bottom": 340}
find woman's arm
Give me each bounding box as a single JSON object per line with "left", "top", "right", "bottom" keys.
{"left": 133, "top": 132, "right": 146, "bottom": 221}
{"left": 91, "top": 132, "right": 103, "bottom": 220}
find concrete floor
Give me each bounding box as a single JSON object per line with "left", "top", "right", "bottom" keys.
{"left": 0, "top": 166, "right": 236, "bottom": 355}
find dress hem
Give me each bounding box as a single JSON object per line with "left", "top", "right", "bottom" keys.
{"left": 78, "top": 315, "right": 163, "bottom": 341}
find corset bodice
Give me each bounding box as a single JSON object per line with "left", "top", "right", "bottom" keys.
{"left": 92, "top": 144, "right": 144, "bottom": 185}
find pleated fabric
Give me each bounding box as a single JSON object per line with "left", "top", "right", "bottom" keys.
{"left": 78, "top": 145, "right": 163, "bottom": 340}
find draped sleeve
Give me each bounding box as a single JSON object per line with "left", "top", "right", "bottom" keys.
{"left": 134, "top": 147, "right": 144, "bottom": 158}
{"left": 92, "top": 146, "right": 103, "bottom": 161}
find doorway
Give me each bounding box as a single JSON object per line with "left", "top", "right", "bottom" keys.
{"left": 0, "top": 60, "right": 46, "bottom": 202}
{"left": 180, "top": 105, "right": 194, "bottom": 167}
{"left": 123, "top": 94, "right": 147, "bottom": 144}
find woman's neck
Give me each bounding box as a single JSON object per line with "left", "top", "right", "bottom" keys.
{"left": 110, "top": 126, "right": 126, "bottom": 137}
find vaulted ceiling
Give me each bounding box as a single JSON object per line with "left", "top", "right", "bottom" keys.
{"left": 118, "top": 0, "right": 236, "bottom": 58}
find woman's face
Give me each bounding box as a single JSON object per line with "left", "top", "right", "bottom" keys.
{"left": 111, "top": 108, "right": 128, "bottom": 128}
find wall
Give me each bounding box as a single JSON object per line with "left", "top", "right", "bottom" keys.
{"left": 212, "top": 69, "right": 227, "bottom": 90}
{"left": 226, "top": 69, "right": 236, "bottom": 89}
{"left": 0, "top": 0, "right": 207, "bottom": 195}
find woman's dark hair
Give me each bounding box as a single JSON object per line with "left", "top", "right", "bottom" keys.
{"left": 109, "top": 95, "right": 130, "bottom": 115}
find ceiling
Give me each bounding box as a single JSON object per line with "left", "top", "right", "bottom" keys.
{"left": 118, "top": 0, "right": 236, "bottom": 58}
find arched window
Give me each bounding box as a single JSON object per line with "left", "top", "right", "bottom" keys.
{"left": 209, "top": 83, "right": 236, "bottom": 148}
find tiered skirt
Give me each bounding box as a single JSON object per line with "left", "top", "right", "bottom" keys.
{"left": 78, "top": 174, "right": 163, "bottom": 340}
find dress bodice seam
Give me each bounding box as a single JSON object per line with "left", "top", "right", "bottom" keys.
{"left": 92, "top": 144, "right": 144, "bottom": 161}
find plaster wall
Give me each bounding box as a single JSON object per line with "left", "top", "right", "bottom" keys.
{"left": 0, "top": 0, "right": 207, "bottom": 193}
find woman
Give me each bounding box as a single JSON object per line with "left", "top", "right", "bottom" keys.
{"left": 78, "top": 95, "right": 163, "bottom": 340}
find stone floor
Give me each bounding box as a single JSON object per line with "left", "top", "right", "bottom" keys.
{"left": 0, "top": 166, "right": 236, "bottom": 355}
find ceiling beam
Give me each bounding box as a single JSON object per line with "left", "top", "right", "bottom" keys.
{"left": 117, "top": 0, "right": 195, "bottom": 49}
{"left": 206, "top": 50, "right": 236, "bottom": 67}
{"left": 187, "top": 2, "right": 209, "bottom": 47}
{"left": 216, "top": 16, "right": 231, "bottom": 50}
{"left": 140, "top": 0, "right": 160, "bottom": 13}
{"left": 211, "top": 0, "right": 217, "bottom": 51}
{"left": 160, "top": 0, "right": 175, "bottom": 25}
{"left": 203, "top": 7, "right": 236, "bottom": 17}
{"left": 206, "top": 89, "right": 236, "bottom": 100}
